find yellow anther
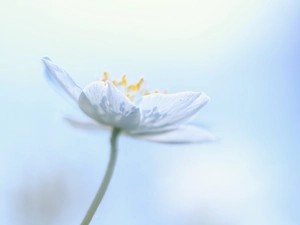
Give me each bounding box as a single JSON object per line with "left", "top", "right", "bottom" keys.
{"left": 132, "top": 85, "right": 139, "bottom": 91}
{"left": 163, "top": 90, "right": 168, "bottom": 94}
{"left": 138, "top": 78, "right": 144, "bottom": 85}
{"left": 102, "top": 72, "right": 109, "bottom": 81}
{"left": 135, "top": 78, "right": 144, "bottom": 90}
{"left": 121, "top": 75, "right": 127, "bottom": 86}
{"left": 112, "top": 80, "right": 118, "bottom": 86}
{"left": 127, "top": 84, "right": 135, "bottom": 91}
{"left": 97, "top": 72, "right": 161, "bottom": 100}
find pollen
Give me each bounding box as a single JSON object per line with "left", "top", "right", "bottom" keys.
{"left": 99, "top": 72, "right": 167, "bottom": 101}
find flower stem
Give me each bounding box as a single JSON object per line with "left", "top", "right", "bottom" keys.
{"left": 80, "top": 128, "right": 121, "bottom": 225}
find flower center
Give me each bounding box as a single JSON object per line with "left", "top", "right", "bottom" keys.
{"left": 100, "top": 72, "right": 167, "bottom": 101}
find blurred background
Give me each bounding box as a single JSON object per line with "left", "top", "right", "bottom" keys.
{"left": 0, "top": 0, "right": 299, "bottom": 224}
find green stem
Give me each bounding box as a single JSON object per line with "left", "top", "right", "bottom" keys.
{"left": 80, "top": 128, "right": 121, "bottom": 225}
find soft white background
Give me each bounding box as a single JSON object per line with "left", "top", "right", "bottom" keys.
{"left": 1, "top": 0, "right": 299, "bottom": 224}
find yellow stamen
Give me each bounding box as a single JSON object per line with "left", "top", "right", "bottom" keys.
{"left": 127, "top": 84, "right": 135, "bottom": 91}
{"left": 139, "top": 78, "right": 144, "bottom": 84}
{"left": 121, "top": 75, "right": 127, "bottom": 86}
{"left": 135, "top": 78, "right": 144, "bottom": 90}
{"left": 112, "top": 80, "right": 118, "bottom": 86}
{"left": 102, "top": 72, "right": 109, "bottom": 81}
{"left": 98, "top": 71, "right": 163, "bottom": 101}
{"left": 132, "top": 85, "right": 139, "bottom": 92}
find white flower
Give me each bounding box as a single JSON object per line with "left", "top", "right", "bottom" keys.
{"left": 42, "top": 57, "right": 215, "bottom": 143}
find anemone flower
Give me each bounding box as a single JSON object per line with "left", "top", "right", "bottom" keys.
{"left": 41, "top": 57, "right": 214, "bottom": 225}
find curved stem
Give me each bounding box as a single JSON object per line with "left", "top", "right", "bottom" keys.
{"left": 80, "top": 128, "right": 121, "bottom": 225}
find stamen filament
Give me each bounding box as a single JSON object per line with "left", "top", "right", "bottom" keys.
{"left": 98, "top": 72, "right": 166, "bottom": 100}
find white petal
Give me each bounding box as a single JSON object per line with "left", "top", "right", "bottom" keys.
{"left": 63, "top": 115, "right": 111, "bottom": 131}
{"left": 131, "top": 125, "right": 216, "bottom": 143}
{"left": 78, "top": 81, "right": 140, "bottom": 130}
{"left": 41, "top": 57, "right": 82, "bottom": 104}
{"left": 133, "top": 92, "right": 210, "bottom": 133}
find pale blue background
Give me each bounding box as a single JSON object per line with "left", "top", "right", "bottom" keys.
{"left": 0, "top": 0, "right": 299, "bottom": 224}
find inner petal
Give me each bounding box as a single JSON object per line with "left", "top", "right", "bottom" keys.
{"left": 132, "top": 92, "right": 210, "bottom": 134}
{"left": 78, "top": 81, "right": 140, "bottom": 130}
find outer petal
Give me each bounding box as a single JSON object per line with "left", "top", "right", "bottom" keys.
{"left": 130, "top": 125, "right": 216, "bottom": 143}
{"left": 78, "top": 81, "right": 140, "bottom": 130}
{"left": 133, "top": 92, "right": 210, "bottom": 134}
{"left": 63, "top": 115, "right": 111, "bottom": 131}
{"left": 41, "top": 57, "right": 82, "bottom": 104}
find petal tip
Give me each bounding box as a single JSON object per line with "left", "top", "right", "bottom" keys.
{"left": 200, "top": 92, "right": 211, "bottom": 102}
{"left": 41, "top": 56, "right": 51, "bottom": 63}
